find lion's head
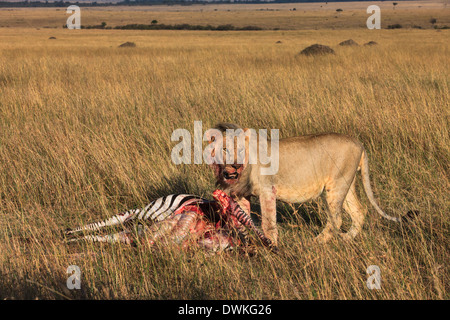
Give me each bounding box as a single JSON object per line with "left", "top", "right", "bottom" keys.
{"left": 207, "top": 123, "right": 252, "bottom": 194}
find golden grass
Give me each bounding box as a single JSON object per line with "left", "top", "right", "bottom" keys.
{"left": 0, "top": 3, "right": 449, "bottom": 299}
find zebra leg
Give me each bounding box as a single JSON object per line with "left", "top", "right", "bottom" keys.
{"left": 65, "top": 195, "right": 206, "bottom": 238}
{"left": 65, "top": 209, "right": 139, "bottom": 237}
{"left": 67, "top": 230, "right": 134, "bottom": 245}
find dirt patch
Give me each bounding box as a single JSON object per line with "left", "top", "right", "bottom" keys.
{"left": 300, "top": 44, "right": 335, "bottom": 56}
{"left": 339, "top": 39, "right": 358, "bottom": 46}
{"left": 119, "top": 42, "right": 136, "bottom": 48}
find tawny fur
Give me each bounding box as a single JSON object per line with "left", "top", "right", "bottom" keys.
{"left": 211, "top": 123, "right": 403, "bottom": 247}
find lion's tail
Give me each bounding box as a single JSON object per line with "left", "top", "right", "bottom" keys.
{"left": 360, "top": 149, "right": 402, "bottom": 223}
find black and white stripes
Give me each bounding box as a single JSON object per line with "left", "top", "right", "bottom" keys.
{"left": 65, "top": 194, "right": 209, "bottom": 237}
{"left": 228, "top": 201, "right": 273, "bottom": 248}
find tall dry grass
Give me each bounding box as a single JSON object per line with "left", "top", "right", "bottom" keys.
{"left": 0, "top": 26, "right": 448, "bottom": 299}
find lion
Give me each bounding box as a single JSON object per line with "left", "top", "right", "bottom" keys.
{"left": 208, "top": 123, "right": 415, "bottom": 249}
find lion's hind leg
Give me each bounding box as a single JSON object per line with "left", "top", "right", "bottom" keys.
{"left": 315, "top": 182, "right": 348, "bottom": 243}
{"left": 314, "top": 221, "right": 335, "bottom": 244}
{"left": 341, "top": 177, "right": 366, "bottom": 241}
{"left": 315, "top": 198, "right": 344, "bottom": 244}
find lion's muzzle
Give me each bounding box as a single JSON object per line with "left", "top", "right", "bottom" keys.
{"left": 223, "top": 165, "right": 242, "bottom": 181}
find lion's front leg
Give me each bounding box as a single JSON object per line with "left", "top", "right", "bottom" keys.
{"left": 259, "top": 186, "right": 278, "bottom": 247}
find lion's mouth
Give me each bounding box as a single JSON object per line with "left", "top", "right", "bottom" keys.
{"left": 223, "top": 171, "right": 239, "bottom": 180}
{"left": 222, "top": 165, "right": 242, "bottom": 183}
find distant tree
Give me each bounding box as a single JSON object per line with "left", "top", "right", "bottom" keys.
{"left": 101, "top": 22, "right": 107, "bottom": 28}
{"left": 336, "top": 8, "right": 343, "bottom": 12}
{"left": 430, "top": 18, "right": 437, "bottom": 25}
{"left": 393, "top": 3, "right": 398, "bottom": 10}
{"left": 151, "top": 20, "right": 158, "bottom": 24}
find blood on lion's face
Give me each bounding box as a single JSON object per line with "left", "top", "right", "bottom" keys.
{"left": 211, "top": 137, "right": 247, "bottom": 186}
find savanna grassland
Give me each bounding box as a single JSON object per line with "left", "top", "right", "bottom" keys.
{"left": 0, "top": 1, "right": 448, "bottom": 300}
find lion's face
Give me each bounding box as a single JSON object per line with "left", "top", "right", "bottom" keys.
{"left": 213, "top": 146, "right": 245, "bottom": 186}
{"left": 210, "top": 132, "right": 249, "bottom": 187}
